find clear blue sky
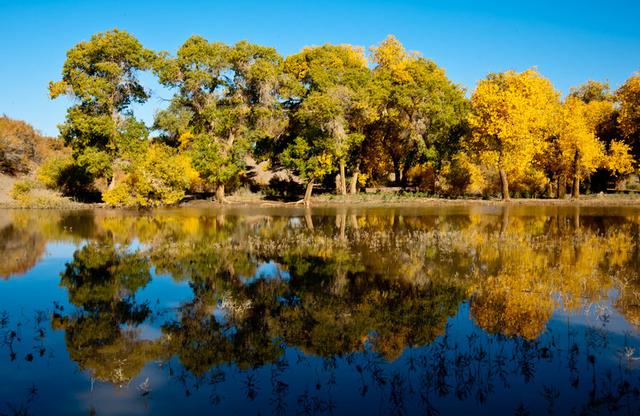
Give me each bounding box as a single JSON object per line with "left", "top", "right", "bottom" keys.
{"left": 1, "top": 0, "right": 639, "bottom": 136}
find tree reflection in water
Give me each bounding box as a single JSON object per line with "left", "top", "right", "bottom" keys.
{"left": 0, "top": 206, "right": 639, "bottom": 414}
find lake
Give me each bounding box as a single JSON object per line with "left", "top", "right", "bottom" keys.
{"left": 1, "top": 205, "right": 639, "bottom": 415}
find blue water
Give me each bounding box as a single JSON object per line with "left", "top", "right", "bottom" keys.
{"left": 0, "top": 206, "right": 639, "bottom": 415}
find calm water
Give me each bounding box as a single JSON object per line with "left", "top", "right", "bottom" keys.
{"left": 1, "top": 205, "right": 640, "bottom": 415}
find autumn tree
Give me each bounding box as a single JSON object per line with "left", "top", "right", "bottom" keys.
{"left": 467, "top": 69, "right": 559, "bottom": 200}
{"left": 555, "top": 96, "right": 605, "bottom": 198}
{"left": 565, "top": 80, "right": 635, "bottom": 194}
{"left": 617, "top": 73, "right": 640, "bottom": 159}
{"left": 0, "top": 116, "right": 60, "bottom": 175}
{"left": 367, "top": 36, "right": 469, "bottom": 187}
{"left": 282, "top": 44, "right": 371, "bottom": 197}
{"left": 568, "top": 80, "right": 612, "bottom": 103}
{"left": 49, "top": 29, "right": 157, "bottom": 196}
{"left": 155, "top": 37, "right": 287, "bottom": 202}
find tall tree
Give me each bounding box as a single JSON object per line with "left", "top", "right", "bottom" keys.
{"left": 568, "top": 80, "right": 612, "bottom": 103}
{"left": 616, "top": 73, "right": 640, "bottom": 159}
{"left": 367, "top": 36, "right": 468, "bottom": 187}
{"left": 49, "top": 29, "right": 156, "bottom": 193}
{"left": 467, "top": 69, "right": 559, "bottom": 200}
{"left": 556, "top": 96, "right": 605, "bottom": 198}
{"left": 155, "top": 37, "right": 287, "bottom": 202}
{"left": 283, "top": 44, "right": 371, "bottom": 197}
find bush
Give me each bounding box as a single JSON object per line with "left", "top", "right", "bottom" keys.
{"left": 10, "top": 179, "right": 37, "bottom": 201}
{"left": 0, "top": 116, "right": 62, "bottom": 175}
{"left": 37, "top": 155, "right": 101, "bottom": 201}
{"left": 37, "top": 156, "right": 74, "bottom": 189}
{"left": 102, "top": 144, "right": 198, "bottom": 207}
{"left": 406, "top": 163, "right": 436, "bottom": 192}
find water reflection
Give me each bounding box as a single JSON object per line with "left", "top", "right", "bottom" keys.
{"left": 0, "top": 206, "right": 640, "bottom": 414}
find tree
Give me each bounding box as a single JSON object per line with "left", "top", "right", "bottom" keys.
{"left": 280, "top": 136, "right": 334, "bottom": 203}
{"left": 568, "top": 80, "right": 612, "bottom": 103}
{"left": 0, "top": 116, "right": 61, "bottom": 175}
{"left": 605, "top": 140, "right": 635, "bottom": 183}
{"left": 49, "top": 29, "right": 156, "bottom": 195}
{"left": 155, "top": 37, "right": 287, "bottom": 202}
{"left": 367, "top": 36, "right": 469, "bottom": 188}
{"left": 467, "top": 69, "right": 559, "bottom": 200}
{"left": 283, "top": 44, "right": 371, "bottom": 196}
{"left": 617, "top": 73, "right": 640, "bottom": 159}
{"left": 555, "top": 96, "right": 605, "bottom": 198}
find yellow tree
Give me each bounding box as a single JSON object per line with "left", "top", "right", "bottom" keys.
{"left": 467, "top": 69, "right": 559, "bottom": 200}
{"left": 605, "top": 140, "right": 635, "bottom": 184}
{"left": 617, "top": 73, "right": 640, "bottom": 158}
{"left": 556, "top": 96, "right": 605, "bottom": 198}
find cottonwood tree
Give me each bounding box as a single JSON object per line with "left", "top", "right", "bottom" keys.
{"left": 49, "top": 29, "right": 156, "bottom": 194}
{"left": 565, "top": 80, "right": 635, "bottom": 193}
{"left": 155, "top": 37, "right": 287, "bottom": 202}
{"left": 283, "top": 44, "right": 371, "bottom": 197}
{"left": 366, "top": 36, "right": 468, "bottom": 187}
{"left": 556, "top": 96, "right": 605, "bottom": 198}
{"left": 467, "top": 69, "right": 559, "bottom": 200}
{"left": 617, "top": 73, "right": 640, "bottom": 159}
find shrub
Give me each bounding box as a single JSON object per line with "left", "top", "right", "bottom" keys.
{"left": 11, "top": 179, "right": 37, "bottom": 201}
{"left": 406, "top": 163, "right": 436, "bottom": 192}
{"left": 37, "top": 155, "right": 74, "bottom": 189}
{"left": 37, "top": 155, "right": 101, "bottom": 201}
{"left": 102, "top": 144, "right": 198, "bottom": 207}
{"left": 0, "top": 116, "right": 62, "bottom": 175}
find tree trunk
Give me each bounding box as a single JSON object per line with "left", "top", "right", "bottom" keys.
{"left": 393, "top": 164, "right": 401, "bottom": 186}
{"left": 304, "top": 181, "right": 314, "bottom": 205}
{"left": 339, "top": 161, "right": 347, "bottom": 195}
{"left": 571, "top": 151, "right": 581, "bottom": 199}
{"left": 572, "top": 175, "right": 580, "bottom": 199}
{"left": 558, "top": 175, "right": 567, "bottom": 199}
{"left": 401, "top": 165, "right": 410, "bottom": 187}
{"left": 499, "top": 169, "right": 510, "bottom": 200}
{"left": 349, "top": 171, "right": 359, "bottom": 194}
{"left": 215, "top": 184, "right": 225, "bottom": 203}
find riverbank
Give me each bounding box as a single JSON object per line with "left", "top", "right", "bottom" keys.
{"left": 2, "top": 172, "right": 639, "bottom": 209}
{"left": 2, "top": 193, "right": 639, "bottom": 210}
{"left": 183, "top": 192, "right": 640, "bottom": 208}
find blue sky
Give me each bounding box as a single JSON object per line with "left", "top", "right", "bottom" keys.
{"left": 1, "top": 0, "right": 639, "bottom": 136}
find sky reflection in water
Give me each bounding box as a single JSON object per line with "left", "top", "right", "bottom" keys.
{"left": 0, "top": 205, "right": 639, "bottom": 415}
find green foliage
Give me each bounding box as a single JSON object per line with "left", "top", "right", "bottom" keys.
{"left": 366, "top": 36, "right": 469, "bottom": 183}
{"left": 283, "top": 44, "right": 371, "bottom": 190}
{"left": 154, "top": 36, "right": 287, "bottom": 199}
{"left": 49, "top": 29, "right": 156, "bottom": 199}
{"left": 40, "top": 31, "right": 640, "bottom": 203}
{"left": 280, "top": 137, "right": 334, "bottom": 182}
{"left": 189, "top": 134, "right": 242, "bottom": 186}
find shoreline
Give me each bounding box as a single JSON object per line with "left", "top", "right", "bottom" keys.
{"left": 1, "top": 194, "right": 639, "bottom": 210}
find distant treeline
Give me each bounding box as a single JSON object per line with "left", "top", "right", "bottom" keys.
{"left": 25, "top": 29, "right": 640, "bottom": 205}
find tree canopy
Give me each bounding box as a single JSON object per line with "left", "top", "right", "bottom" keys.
{"left": 29, "top": 29, "right": 640, "bottom": 206}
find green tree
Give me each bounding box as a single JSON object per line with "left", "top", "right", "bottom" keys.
{"left": 367, "top": 36, "right": 469, "bottom": 188}
{"left": 283, "top": 44, "right": 371, "bottom": 196}
{"left": 155, "top": 37, "right": 287, "bottom": 202}
{"left": 49, "top": 29, "right": 156, "bottom": 196}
